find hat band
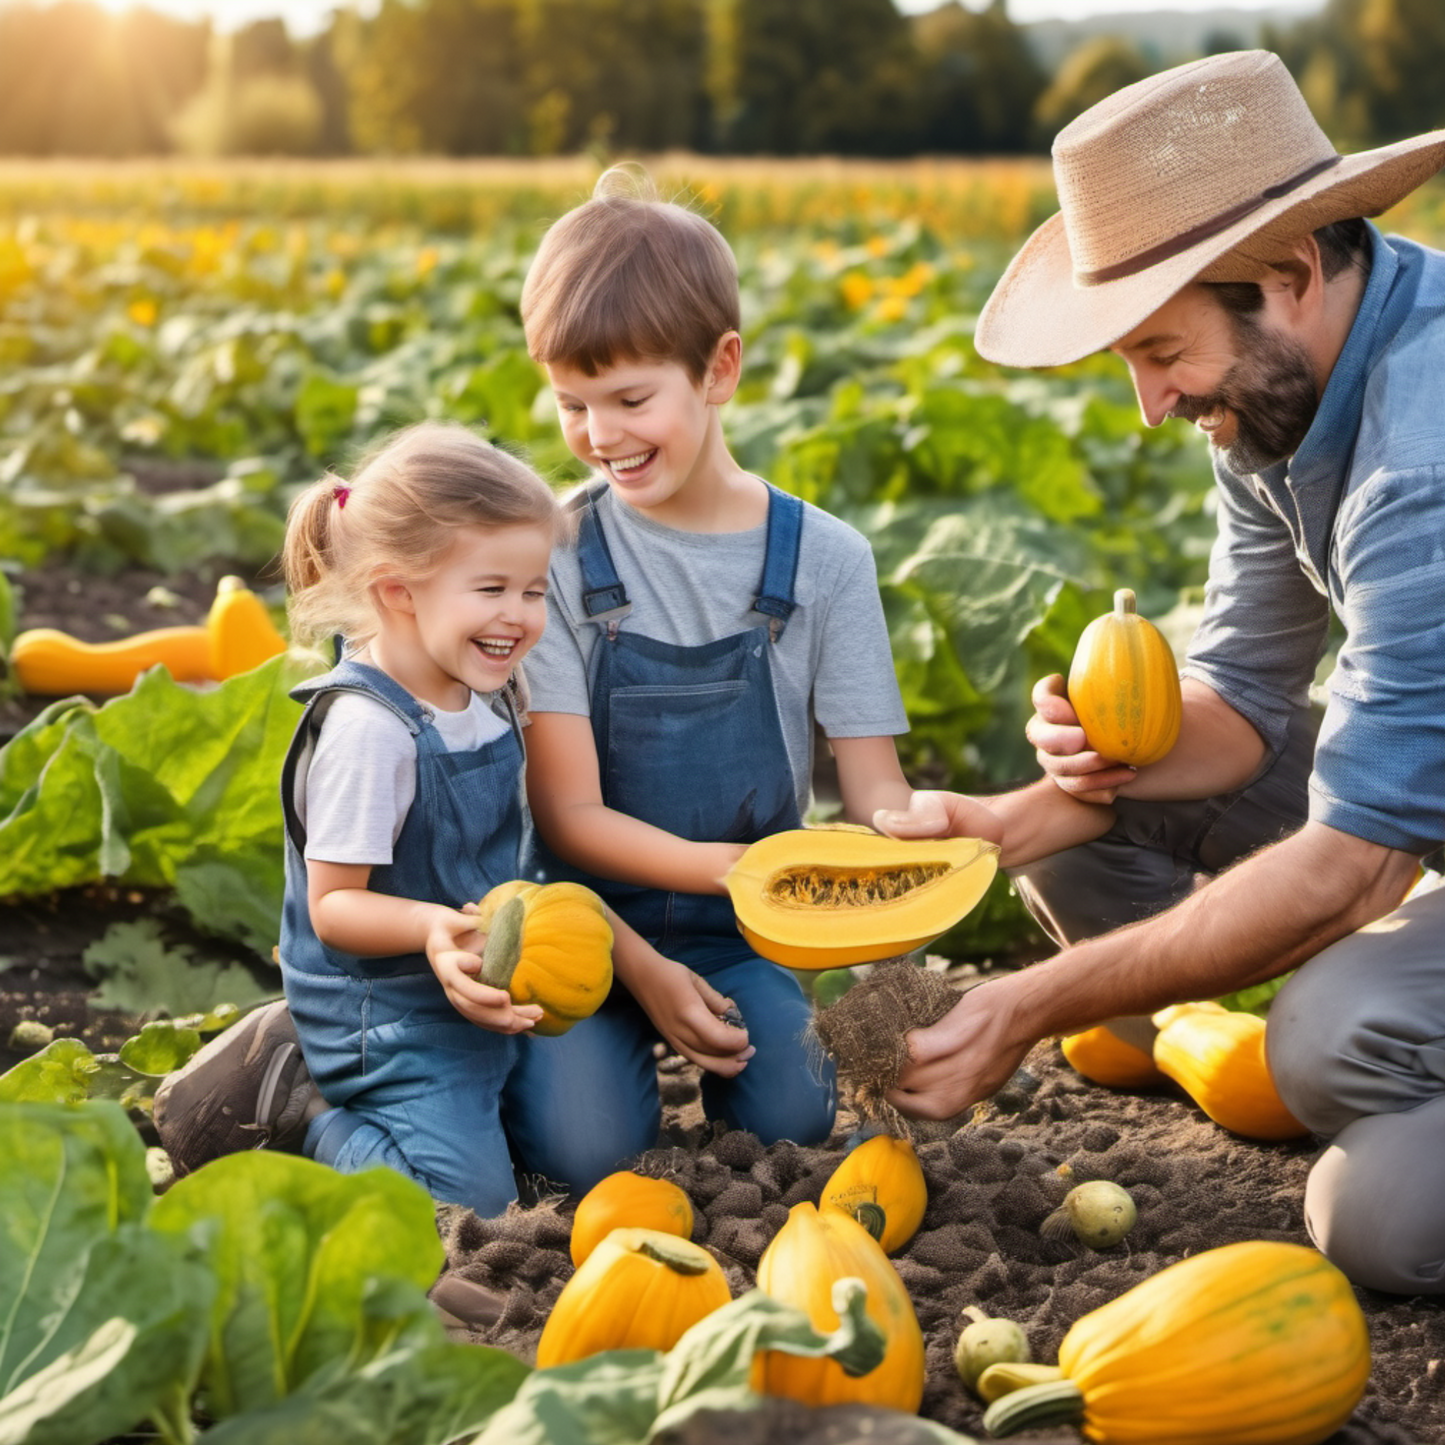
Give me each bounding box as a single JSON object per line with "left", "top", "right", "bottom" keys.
{"left": 1075, "top": 154, "right": 1343, "bottom": 285}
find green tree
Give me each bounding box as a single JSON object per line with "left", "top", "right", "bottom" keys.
{"left": 516, "top": 0, "right": 711, "bottom": 154}
{"left": 170, "top": 22, "right": 324, "bottom": 156}
{"left": 1034, "top": 35, "right": 1151, "bottom": 141}
{"left": 336, "top": 0, "right": 524, "bottom": 154}
{"left": 912, "top": 0, "right": 1046, "bottom": 154}
{"left": 0, "top": 1, "right": 207, "bottom": 155}
{"left": 720, "top": 0, "right": 924, "bottom": 155}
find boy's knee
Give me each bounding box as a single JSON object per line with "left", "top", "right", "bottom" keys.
{"left": 1304, "top": 1102, "right": 1445, "bottom": 1295}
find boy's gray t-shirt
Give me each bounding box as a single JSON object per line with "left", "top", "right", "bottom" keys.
{"left": 525, "top": 485, "right": 908, "bottom": 818}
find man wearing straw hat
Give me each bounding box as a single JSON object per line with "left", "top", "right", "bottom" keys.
{"left": 876, "top": 49, "right": 1445, "bottom": 1294}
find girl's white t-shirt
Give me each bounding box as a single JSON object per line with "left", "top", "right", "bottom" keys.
{"left": 296, "top": 690, "right": 510, "bottom": 866}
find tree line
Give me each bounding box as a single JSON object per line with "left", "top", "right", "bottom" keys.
{"left": 0, "top": 0, "right": 1440, "bottom": 159}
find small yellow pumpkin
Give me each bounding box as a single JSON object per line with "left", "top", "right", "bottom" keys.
{"left": 752, "top": 1201, "right": 925, "bottom": 1412}
{"left": 569, "top": 1170, "right": 694, "bottom": 1268}
{"left": 535, "top": 1227, "right": 730, "bottom": 1367}
{"left": 819, "top": 1134, "right": 927, "bottom": 1254}
{"left": 475, "top": 880, "right": 613, "bottom": 1036}
{"left": 982, "top": 1241, "right": 1370, "bottom": 1444}
{"left": 724, "top": 826, "right": 999, "bottom": 970}
{"left": 1067, "top": 588, "right": 1182, "bottom": 767}
{"left": 1060, "top": 1025, "right": 1166, "bottom": 1089}
{"left": 1151, "top": 1001, "right": 1308, "bottom": 1141}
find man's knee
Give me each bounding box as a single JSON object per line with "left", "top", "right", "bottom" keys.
{"left": 1304, "top": 1100, "right": 1445, "bottom": 1295}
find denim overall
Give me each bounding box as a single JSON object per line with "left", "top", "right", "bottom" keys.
{"left": 278, "top": 658, "right": 529, "bottom": 1215}
{"left": 509, "top": 485, "right": 837, "bottom": 1191}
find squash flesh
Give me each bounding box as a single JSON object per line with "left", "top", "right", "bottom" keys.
{"left": 726, "top": 830, "right": 999, "bottom": 970}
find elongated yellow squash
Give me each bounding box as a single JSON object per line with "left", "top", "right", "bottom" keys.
{"left": 1060, "top": 1025, "right": 1166, "bottom": 1088}
{"left": 1151, "top": 1001, "right": 1308, "bottom": 1140}
{"left": 10, "top": 625, "right": 213, "bottom": 694}
{"left": 1067, "top": 588, "right": 1182, "bottom": 767}
{"left": 724, "top": 827, "right": 998, "bottom": 970}
{"left": 207, "top": 575, "right": 286, "bottom": 678}
{"left": 752, "top": 1202, "right": 925, "bottom": 1411}
{"left": 983, "top": 1241, "right": 1370, "bottom": 1444}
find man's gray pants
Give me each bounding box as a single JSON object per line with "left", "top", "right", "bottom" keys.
{"left": 1011, "top": 708, "right": 1445, "bottom": 1295}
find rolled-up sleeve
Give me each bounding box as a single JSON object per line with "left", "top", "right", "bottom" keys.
{"left": 1308, "top": 465, "right": 1445, "bottom": 854}
{"left": 1182, "top": 462, "right": 1331, "bottom": 759}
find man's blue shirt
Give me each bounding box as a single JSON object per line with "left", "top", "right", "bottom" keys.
{"left": 1184, "top": 225, "right": 1445, "bottom": 856}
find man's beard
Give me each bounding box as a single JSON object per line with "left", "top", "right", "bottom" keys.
{"left": 1170, "top": 310, "right": 1318, "bottom": 475}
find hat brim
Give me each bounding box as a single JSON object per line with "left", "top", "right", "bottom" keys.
{"left": 975, "top": 130, "right": 1445, "bottom": 369}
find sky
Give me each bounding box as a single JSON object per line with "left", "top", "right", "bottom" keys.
{"left": 83, "top": 0, "right": 1324, "bottom": 39}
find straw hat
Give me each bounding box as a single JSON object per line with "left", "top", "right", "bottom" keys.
{"left": 975, "top": 50, "right": 1445, "bottom": 369}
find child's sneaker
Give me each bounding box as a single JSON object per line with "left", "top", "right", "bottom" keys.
{"left": 153, "top": 999, "right": 321, "bottom": 1176}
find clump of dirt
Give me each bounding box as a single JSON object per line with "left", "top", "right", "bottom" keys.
{"left": 437, "top": 1039, "right": 1437, "bottom": 1445}
{"left": 809, "top": 962, "right": 964, "bottom": 1126}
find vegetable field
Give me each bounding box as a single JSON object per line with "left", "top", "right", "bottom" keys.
{"left": 3, "top": 159, "right": 1445, "bottom": 1445}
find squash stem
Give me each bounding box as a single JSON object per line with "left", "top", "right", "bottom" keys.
{"left": 1113, "top": 587, "right": 1137, "bottom": 615}
{"left": 982, "top": 1378, "right": 1085, "bottom": 1436}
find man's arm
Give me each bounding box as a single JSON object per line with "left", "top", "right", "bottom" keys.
{"left": 524, "top": 711, "right": 744, "bottom": 895}
{"left": 886, "top": 820, "right": 1420, "bottom": 1119}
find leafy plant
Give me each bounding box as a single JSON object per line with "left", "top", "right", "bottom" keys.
{"left": 0, "top": 1100, "right": 529, "bottom": 1444}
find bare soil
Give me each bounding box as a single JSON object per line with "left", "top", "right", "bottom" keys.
{"left": 2, "top": 564, "right": 1442, "bottom": 1445}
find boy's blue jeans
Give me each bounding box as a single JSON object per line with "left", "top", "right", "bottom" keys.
{"left": 503, "top": 935, "right": 837, "bottom": 1195}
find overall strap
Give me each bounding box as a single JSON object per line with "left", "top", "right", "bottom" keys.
{"left": 289, "top": 657, "right": 428, "bottom": 735}
{"left": 753, "top": 486, "right": 804, "bottom": 642}
{"left": 569, "top": 482, "right": 632, "bottom": 639}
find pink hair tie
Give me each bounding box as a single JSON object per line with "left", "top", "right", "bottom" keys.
{"left": 332, "top": 484, "right": 351, "bottom": 509}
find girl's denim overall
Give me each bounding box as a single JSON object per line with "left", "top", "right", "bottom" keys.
{"left": 510, "top": 485, "right": 837, "bottom": 1191}
{"left": 278, "top": 659, "right": 530, "bottom": 1215}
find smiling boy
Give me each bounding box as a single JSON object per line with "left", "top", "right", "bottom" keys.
{"left": 498, "top": 168, "right": 1007, "bottom": 1192}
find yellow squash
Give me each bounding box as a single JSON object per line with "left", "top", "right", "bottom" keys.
{"left": 569, "top": 1169, "right": 694, "bottom": 1268}
{"left": 9, "top": 576, "right": 285, "bottom": 695}
{"left": 476, "top": 880, "right": 614, "bottom": 1036}
{"left": 1060, "top": 1025, "right": 1166, "bottom": 1089}
{"left": 535, "top": 1227, "right": 730, "bottom": 1367}
{"left": 752, "top": 1201, "right": 925, "bottom": 1411}
{"left": 1151, "top": 1001, "right": 1308, "bottom": 1140}
{"left": 724, "top": 826, "right": 999, "bottom": 970}
{"left": 982, "top": 1241, "right": 1370, "bottom": 1444}
{"left": 1067, "top": 588, "right": 1182, "bottom": 767}
{"left": 819, "top": 1134, "right": 927, "bottom": 1254}
{"left": 206, "top": 575, "right": 287, "bottom": 678}
{"left": 9, "top": 625, "right": 213, "bottom": 694}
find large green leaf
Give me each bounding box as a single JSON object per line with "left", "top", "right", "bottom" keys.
{"left": 148, "top": 1151, "right": 447, "bottom": 1420}
{"left": 193, "top": 1339, "right": 529, "bottom": 1445}
{"left": 0, "top": 1102, "right": 213, "bottom": 1445}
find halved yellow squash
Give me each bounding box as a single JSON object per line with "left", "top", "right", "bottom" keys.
{"left": 724, "top": 827, "right": 999, "bottom": 970}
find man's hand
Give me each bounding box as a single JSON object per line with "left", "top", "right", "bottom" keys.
{"left": 1026, "top": 674, "right": 1137, "bottom": 804}
{"left": 426, "top": 907, "right": 544, "bottom": 1034}
{"left": 872, "top": 790, "right": 1005, "bottom": 845}
{"left": 885, "top": 980, "right": 1032, "bottom": 1120}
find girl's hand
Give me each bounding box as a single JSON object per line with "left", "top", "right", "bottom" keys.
{"left": 425, "top": 908, "right": 543, "bottom": 1035}
{"left": 631, "top": 961, "right": 756, "bottom": 1077}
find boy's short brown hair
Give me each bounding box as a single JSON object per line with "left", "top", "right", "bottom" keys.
{"left": 521, "top": 167, "right": 740, "bottom": 383}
